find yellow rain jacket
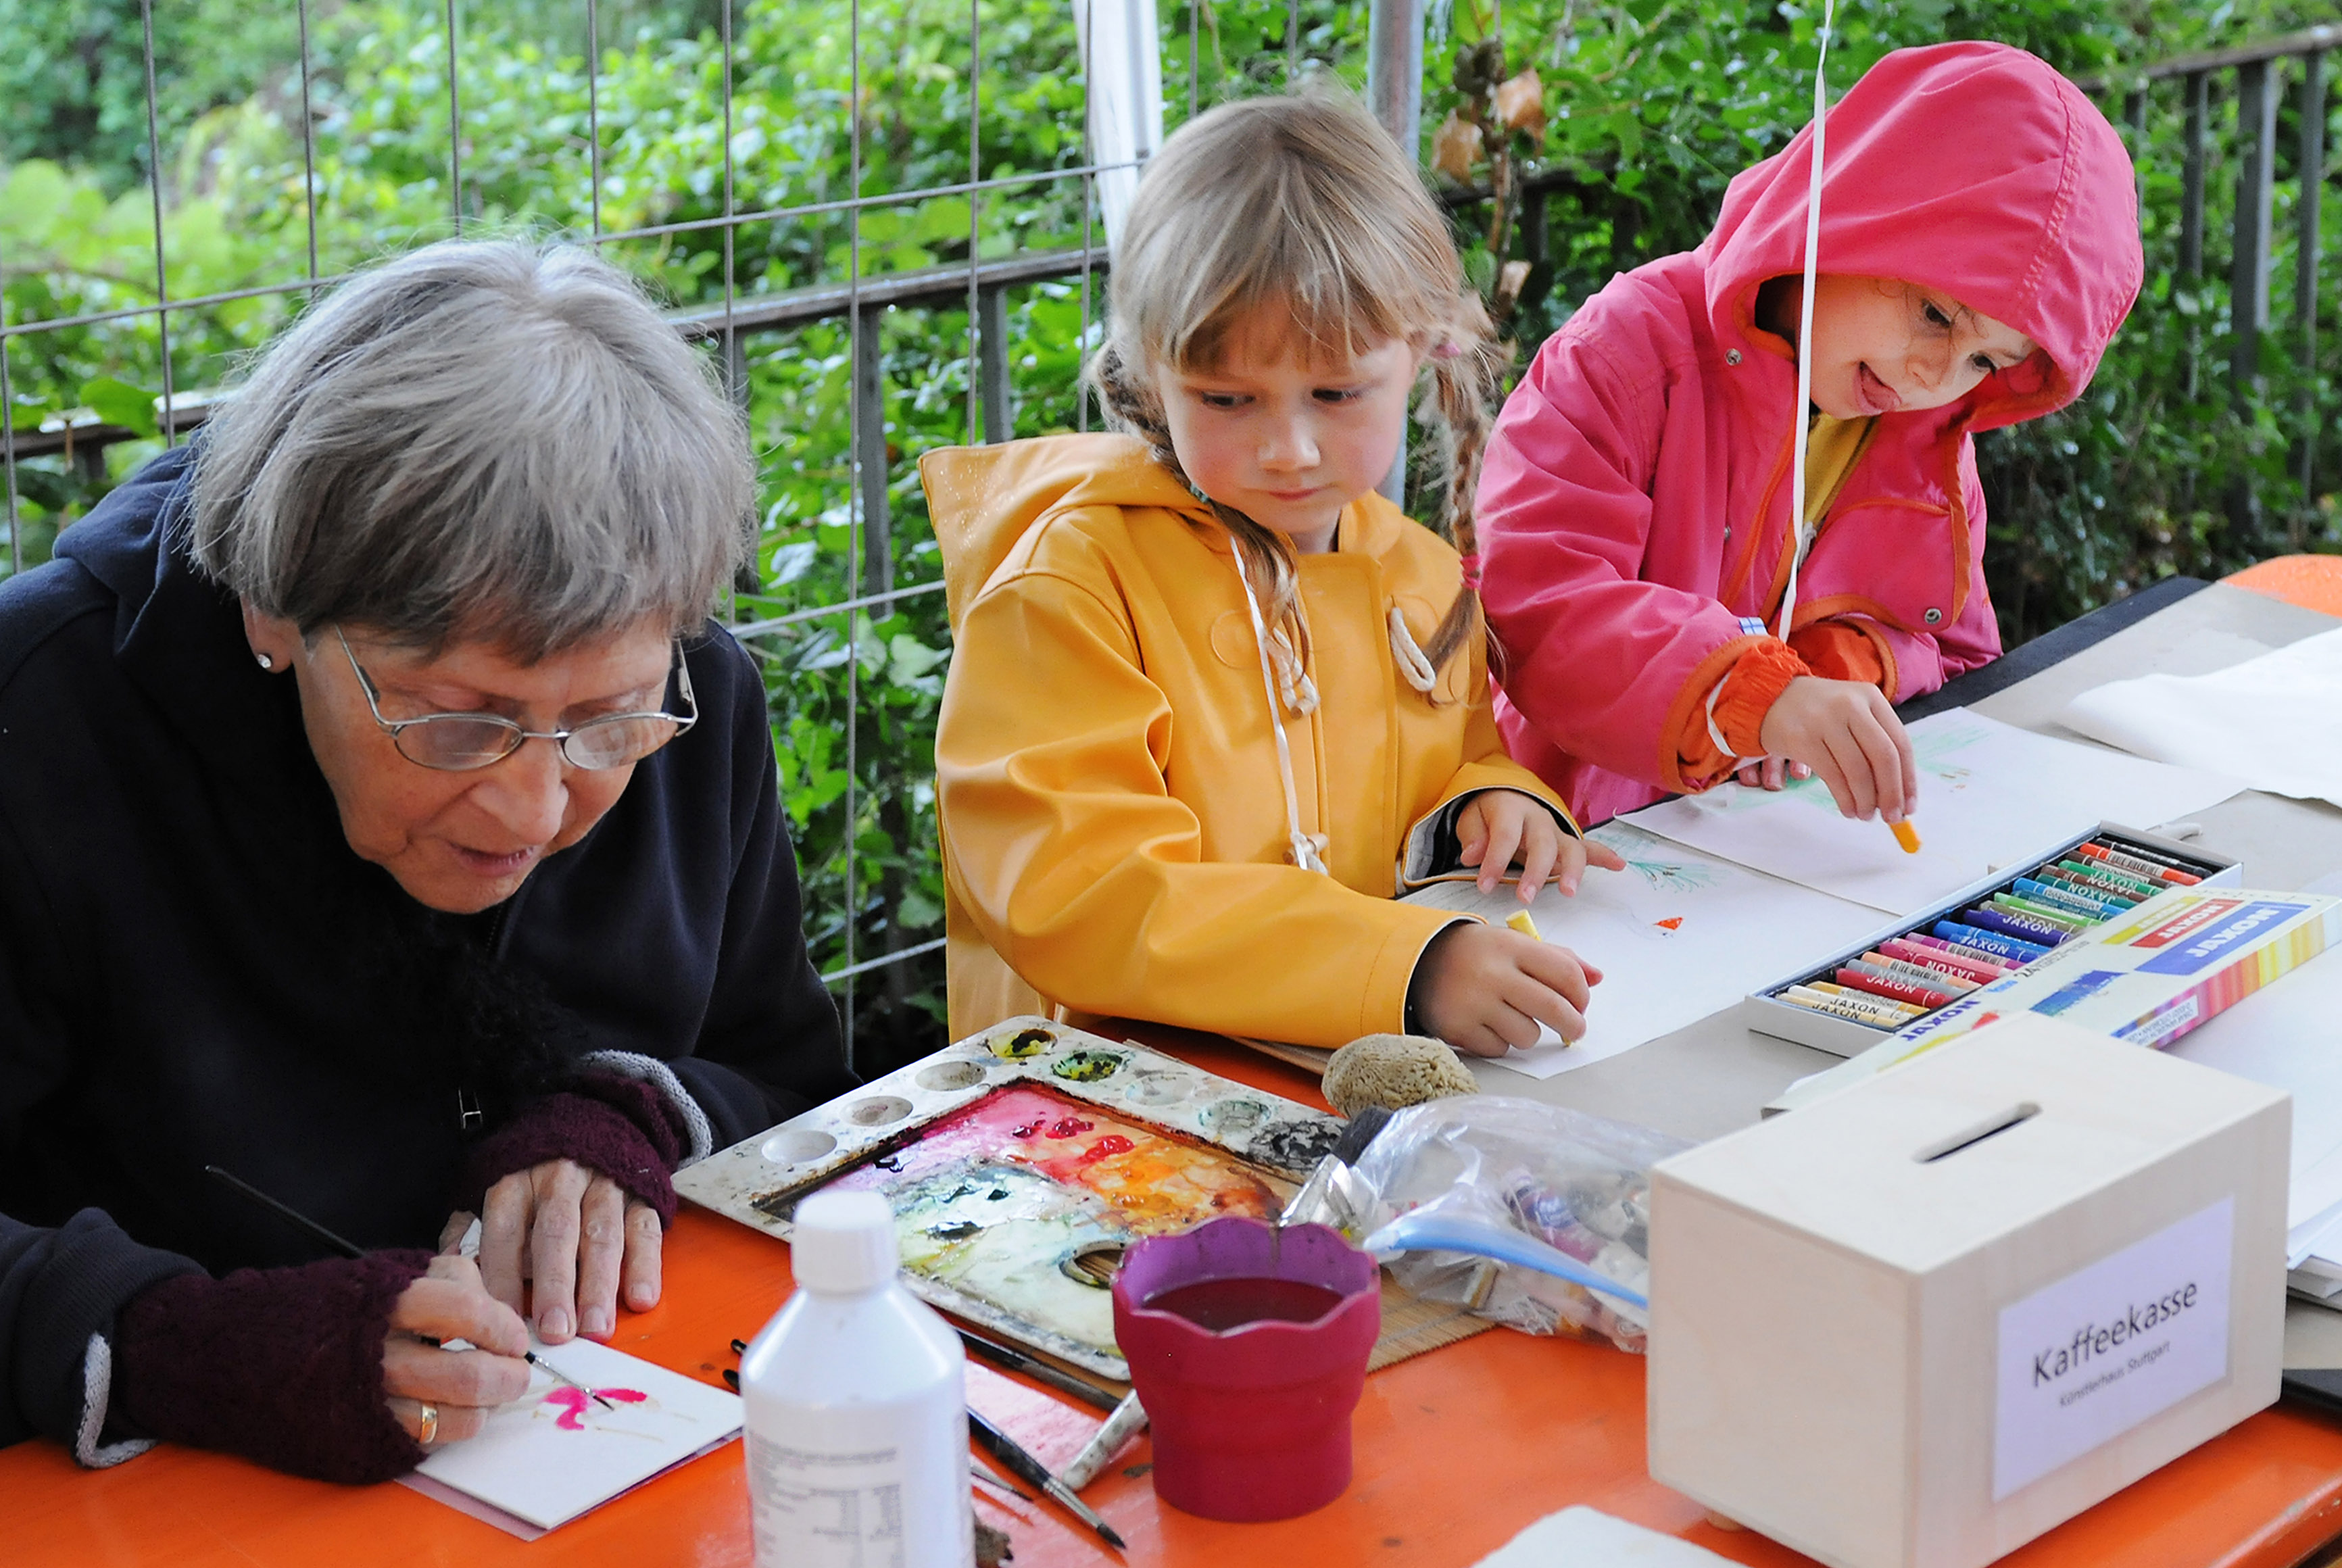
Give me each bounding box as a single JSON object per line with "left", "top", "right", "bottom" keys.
{"left": 925, "top": 433, "right": 1578, "bottom": 1048}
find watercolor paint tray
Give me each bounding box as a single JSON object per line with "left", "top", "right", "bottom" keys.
{"left": 1738, "top": 822, "right": 2239, "bottom": 1058}
{"left": 673, "top": 1016, "right": 1345, "bottom": 1380}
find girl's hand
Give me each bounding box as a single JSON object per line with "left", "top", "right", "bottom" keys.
{"left": 1734, "top": 756, "right": 1813, "bottom": 791}
{"left": 464, "top": 1158, "right": 664, "bottom": 1344}
{"left": 1455, "top": 789, "right": 1628, "bottom": 900}
{"left": 1411, "top": 923, "right": 1605, "bottom": 1056}
{"left": 382, "top": 1255, "right": 533, "bottom": 1448}
{"left": 1756, "top": 677, "right": 1918, "bottom": 823}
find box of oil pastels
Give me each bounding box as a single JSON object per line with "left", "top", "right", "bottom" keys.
{"left": 1738, "top": 823, "right": 2240, "bottom": 1058}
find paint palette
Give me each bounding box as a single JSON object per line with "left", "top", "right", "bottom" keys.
{"left": 673, "top": 1017, "right": 1346, "bottom": 1379}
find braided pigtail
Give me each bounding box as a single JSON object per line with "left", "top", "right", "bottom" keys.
{"left": 1419, "top": 302, "right": 1509, "bottom": 678}
{"left": 1088, "top": 343, "right": 1316, "bottom": 677}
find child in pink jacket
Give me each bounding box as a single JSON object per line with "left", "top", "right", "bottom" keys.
{"left": 1478, "top": 41, "right": 2143, "bottom": 827}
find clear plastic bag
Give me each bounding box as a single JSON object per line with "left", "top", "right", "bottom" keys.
{"left": 1282, "top": 1096, "right": 1688, "bottom": 1352}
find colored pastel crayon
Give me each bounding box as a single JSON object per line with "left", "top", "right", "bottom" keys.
{"left": 2091, "top": 837, "right": 2207, "bottom": 875}
{"left": 1834, "top": 964, "right": 1958, "bottom": 1010}
{"left": 2038, "top": 869, "right": 2145, "bottom": 908}
{"left": 1907, "top": 931, "right": 2022, "bottom": 973}
{"left": 1778, "top": 986, "right": 1904, "bottom": 1027}
{"left": 2057, "top": 860, "right": 2162, "bottom": 899}
{"left": 1804, "top": 988, "right": 1926, "bottom": 1025}
{"left": 1989, "top": 894, "right": 2089, "bottom": 931}
{"left": 1931, "top": 921, "right": 2051, "bottom": 964}
{"left": 2013, "top": 877, "right": 2125, "bottom": 920}
{"left": 2078, "top": 841, "right": 2201, "bottom": 884}
{"left": 1806, "top": 981, "right": 1927, "bottom": 1019}
{"left": 1860, "top": 952, "right": 1980, "bottom": 993}
{"left": 1882, "top": 937, "right": 2006, "bottom": 984}
{"left": 1964, "top": 906, "right": 2074, "bottom": 946}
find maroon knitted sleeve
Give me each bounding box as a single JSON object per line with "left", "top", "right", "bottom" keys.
{"left": 113, "top": 1250, "right": 433, "bottom": 1484}
{"left": 461, "top": 1074, "right": 687, "bottom": 1226}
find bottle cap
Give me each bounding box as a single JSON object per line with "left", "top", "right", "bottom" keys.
{"left": 792, "top": 1190, "right": 900, "bottom": 1294}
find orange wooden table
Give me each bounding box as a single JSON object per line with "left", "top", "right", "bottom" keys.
{"left": 11, "top": 1031, "right": 2342, "bottom": 1568}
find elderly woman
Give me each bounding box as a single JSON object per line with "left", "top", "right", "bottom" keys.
{"left": 0, "top": 241, "right": 850, "bottom": 1482}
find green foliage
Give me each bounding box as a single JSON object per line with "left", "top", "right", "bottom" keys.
{"left": 3, "top": 0, "right": 2337, "bottom": 1070}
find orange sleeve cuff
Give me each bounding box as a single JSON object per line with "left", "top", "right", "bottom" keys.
{"left": 1788, "top": 618, "right": 1889, "bottom": 689}
{"left": 1675, "top": 639, "right": 1811, "bottom": 787}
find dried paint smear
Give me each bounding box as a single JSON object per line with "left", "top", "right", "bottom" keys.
{"left": 815, "top": 1084, "right": 1287, "bottom": 1356}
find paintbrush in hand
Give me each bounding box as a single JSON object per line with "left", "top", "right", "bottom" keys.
{"left": 202, "top": 1164, "right": 613, "bottom": 1408}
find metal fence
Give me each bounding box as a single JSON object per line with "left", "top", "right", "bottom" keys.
{"left": 2097, "top": 23, "right": 2336, "bottom": 522}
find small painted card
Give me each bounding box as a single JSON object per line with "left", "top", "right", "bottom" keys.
{"left": 401, "top": 1335, "right": 742, "bottom": 1538}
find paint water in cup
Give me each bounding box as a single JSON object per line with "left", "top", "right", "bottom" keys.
{"left": 1112, "top": 1216, "right": 1380, "bottom": 1522}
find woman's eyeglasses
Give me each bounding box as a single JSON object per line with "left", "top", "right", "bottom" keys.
{"left": 335, "top": 625, "right": 697, "bottom": 772}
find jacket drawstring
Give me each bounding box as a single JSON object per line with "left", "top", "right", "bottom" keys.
{"left": 1229, "top": 546, "right": 1331, "bottom": 876}
{"left": 1387, "top": 607, "right": 1439, "bottom": 699}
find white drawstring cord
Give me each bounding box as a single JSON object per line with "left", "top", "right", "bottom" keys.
{"left": 1229, "top": 545, "right": 1330, "bottom": 876}
{"left": 1387, "top": 606, "right": 1439, "bottom": 697}
{"left": 1775, "top": 0, "right": 1836, "bottom": 643}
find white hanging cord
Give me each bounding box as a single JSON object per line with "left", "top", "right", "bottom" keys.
{"left": 1775, "top": 0, "right": 1837, "bottom": 643}
{"left": 1388, "top": 606, "right": 1439, "bottom": 696}
{"left": 1229, "top": 544, "right": 1330, "bottom": 875}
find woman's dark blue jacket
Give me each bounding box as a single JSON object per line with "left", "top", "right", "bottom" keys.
{"left": 0, "top": 445, "right": 852, "bottom": 1459}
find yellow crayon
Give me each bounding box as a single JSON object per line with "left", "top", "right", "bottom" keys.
{"left": 1890, "top": 818, "right": 1922, "bottom": 854}
{"left": 1505, "top": 910, "right": 1542, "bottom": 939}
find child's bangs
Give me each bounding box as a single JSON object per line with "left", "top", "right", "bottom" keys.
{"left": 1154, "top": 165, "right": 1443, "bottom": 374}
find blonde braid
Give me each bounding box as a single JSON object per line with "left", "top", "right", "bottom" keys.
{"left": 1420, "top": 308, "right": 1509, "bottom": 677}
{"left": 1088, "top": 345, "right": 1316, "bottom": 676}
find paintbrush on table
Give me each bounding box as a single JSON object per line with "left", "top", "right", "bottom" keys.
{"left": 203, "top": 1164, "right": 613, "bottom": 1409}
{"left": 954, "top": 1327, "right": 1124, "bottom": 1413}
{"left": 968, "top": 1406, "right": 1126, "bottom": 1552}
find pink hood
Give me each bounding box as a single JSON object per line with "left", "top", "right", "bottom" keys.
{"left": 1477, "top": 42, "right": 2141, "bottom": 825}
{"left": 1703, "top": 39, "right": 2141, "bottom": 428}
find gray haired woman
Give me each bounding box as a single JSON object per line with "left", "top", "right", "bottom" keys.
{"left": 0, "top": 240, "right": 849, "bottom": 1483}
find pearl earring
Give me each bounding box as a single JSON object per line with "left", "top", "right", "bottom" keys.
{"left": 255, "top": 653, "right": 274, "bottom": 670}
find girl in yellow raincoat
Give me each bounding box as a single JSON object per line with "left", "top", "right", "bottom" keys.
{"left": 925, "top": 93, "right": 1624, "bottom": 1056}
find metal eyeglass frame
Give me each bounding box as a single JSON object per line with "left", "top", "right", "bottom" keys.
{"left": 334, "top": 624, "right": 698, "bottom": 772}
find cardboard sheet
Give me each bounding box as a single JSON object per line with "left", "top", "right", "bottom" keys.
{"left": 2062, "top": 624, "right": 2342, "bottom": 810}
{"left": 1405, "top": 820, "right": 1882, "bottom": 1078}
{"left": 1624, "top": 708, "right": 2247, "bottom": 916}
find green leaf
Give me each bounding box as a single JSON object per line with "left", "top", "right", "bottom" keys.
{"left": 80, "top": 378, "right": 159, "bottom": 440}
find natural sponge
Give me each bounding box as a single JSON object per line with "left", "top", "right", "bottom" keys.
{"left": 1321, "top": 1033, "right": 1478, "bottom": 1118}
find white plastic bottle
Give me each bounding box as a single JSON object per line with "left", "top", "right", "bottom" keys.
{"left": 740, "top": 1189, "right": 974, "bottom": 1568}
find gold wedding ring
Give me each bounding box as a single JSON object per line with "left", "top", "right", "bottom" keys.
{"left": 416, "top": 1402, "right": 439, "bottom": 1445}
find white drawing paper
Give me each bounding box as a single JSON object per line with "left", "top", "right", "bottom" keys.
{"left": 2169, "top": 945, "right": 2342, "bottom": 1263}
{"left": 2062, "top": 624, "right": 2342, "bottom": 810}
{"left": 1405, "top": 820, "right": 1885, "bottom": 1079}
{"left": 1622, "top": 708, "right": 2247, "bottom": 916}
{"left": 403, "top": 1333, "right": 743, "bottom": 1536}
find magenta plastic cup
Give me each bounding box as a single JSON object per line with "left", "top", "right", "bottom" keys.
{"left": 1111, "top": 1216, "right": 1380, "bottom": 1521}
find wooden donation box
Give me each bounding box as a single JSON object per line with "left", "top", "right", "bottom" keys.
{"left": 1646, "top": 1014, "right": 2288, "bottom": 1568}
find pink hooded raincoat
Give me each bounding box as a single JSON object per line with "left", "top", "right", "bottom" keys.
{"left": 1478, "top": 41, "right": 2143, "bottom": 825}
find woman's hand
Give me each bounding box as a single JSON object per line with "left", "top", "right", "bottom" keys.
{"left": 1756, "top": 676, "right": 1919, "bottom": 823}
{"left": 1411, "top": 923, "right": 1604, "bottom": 1057}
{"left": 449, "top": 1158, "right": 664, "bottom": 1344}
{"left": 1455, "top": 790, "right": 1628, "bottom": 900}
{"left": 382, "top": 1255, "right": 531, "bottom": 1449}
